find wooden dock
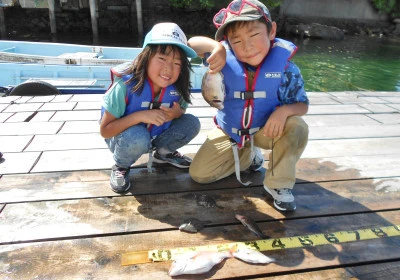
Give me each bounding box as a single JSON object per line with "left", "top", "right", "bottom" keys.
{"left": 0, "top": 90, "right": 399, "bottom": 279}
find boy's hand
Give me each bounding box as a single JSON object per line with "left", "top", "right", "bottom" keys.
{"left": 160, "top": 102, "right": 183, "bottom": 122}
{"left": 262, "top": 107, "right": 288, "bottom": 138}
{"left": 207, "top": 43, "right": 226, "bottom": 73}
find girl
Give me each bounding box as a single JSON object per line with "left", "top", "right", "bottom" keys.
{"left": 100, "top": 23, "right": 200, "bottom": 193}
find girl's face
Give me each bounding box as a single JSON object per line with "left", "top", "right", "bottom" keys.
{"left": 147, "top": 47, "right": 182, "bottom": 94}
{"left": 227, "top": 20, "right": 276, "bottom": 68}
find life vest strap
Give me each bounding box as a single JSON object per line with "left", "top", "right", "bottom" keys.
{"left": 233, "top": 91, "right": 266, "bottom": 99}
{"left": 232, "top": 127, "right": 260, "bottom": 136}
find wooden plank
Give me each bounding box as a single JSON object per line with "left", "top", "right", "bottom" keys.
{"left": 309, "top": 124, "right": 400, "bottom": 139}
{"left": 367, "top": 113, "right": 400, "bottom": 124}
{"left": 359, "top": 103, "right": 399, "bottom": 113}
{"left": 303, "top": 114, "right": 381, "bottom": 126}
{"left": 52, "top": 94, "right": 74, "bottom": 102}
{"left": 1, "top": 178, "right": 399, "bottom": 243}
{"left": 0, "top": 151, "right": 40, "bottom": 174}
{"left": 30, "top": 111, "right": 56, "bottom": 122}
{"left": 30, "top": 149, "right": 113, "bottom": 173}
{"left": 380, "top": 97, "right": 400, "bottom": 103}
{"left": 389, "top": 103, "right": 400, "bottom": 111}
{"left": 69, "top": 94, "right": 104, "bottom": 102}
{"left": 252, "top": 261, "right": 400, "bottom": 279}
{"left": 26, "top": 95, "right": 57, "bottom": 103}
{"left": 4, "top": 112, "right": 34, "bottom": 123}
{"left": 39, "top": 102, "right": 77, "bottom": 111}
{"left": 301, "top": 137, "right": 400, "bottom": 158}
{"left": 58, "top": 120, "right": 100, "bottom": 134}
{"left": 0, "top": 135, "right": 34, "bottom": 152}
{"left": 3, "top": 102, "right": 43, "bottom": 113}
{"left": 50, "top": 110, "right": 100, "bottom": 121}
{"left": 74, "top": 101, "right": 102, "bottom": 110}
{"left": 0, "top": 211, "right": 398, "bottom": 279}
{"left": 0, "top": 122, "right": 63, "bottom": 136}
{"left": 25, "top": 133, "right": 106, "bottom": 151}
{"left": 0, "top": 96, "right": 23, "bottom": 104}
{"left": 307, "top": 104, "right": 370, "bottom": 114}
{"left": 0, "top": 103, "right": 9, "bottom": 112}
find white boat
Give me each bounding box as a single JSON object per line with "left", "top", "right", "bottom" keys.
{"left": 0, "top": 40, "right": 207, "bottom": 94}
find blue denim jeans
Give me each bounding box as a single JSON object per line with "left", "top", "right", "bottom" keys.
{"left": 105, "top": 113, "right": 200, "bottom": 168}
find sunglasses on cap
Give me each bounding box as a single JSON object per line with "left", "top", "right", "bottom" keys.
{"left": 213, "top": 0, "right": 270, "bottom": 29}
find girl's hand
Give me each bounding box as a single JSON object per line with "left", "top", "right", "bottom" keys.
{"left": 138, "top": 109, "right": 167, "bottom": 126}
{"left": 160, "top": 102, "right": 183, "bottom": 122}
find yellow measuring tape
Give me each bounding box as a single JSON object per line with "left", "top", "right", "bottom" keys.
{"left": 121, "top": 224, "right": 400, "bottom": 265}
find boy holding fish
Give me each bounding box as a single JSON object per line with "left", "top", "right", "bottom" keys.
{"left": 188, "top": 0, "right": 309, "bottom": 211}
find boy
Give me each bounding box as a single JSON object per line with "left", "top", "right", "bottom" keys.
{"left": 188, "top": 0, "right": 309, "bottom": 211}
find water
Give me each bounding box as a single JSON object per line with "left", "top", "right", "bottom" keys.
{"left": 7, "top": 34, "right": 400, "bottom": 92}
{"left": 289, "top": 36, "right": 400, "bottom": 92}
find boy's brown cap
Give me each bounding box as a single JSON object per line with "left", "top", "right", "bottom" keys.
{"left": 215, "top": 0, "right": 272, "bottom": 41}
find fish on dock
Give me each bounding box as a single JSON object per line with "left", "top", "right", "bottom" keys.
{"left": 168, "top": 250, "right": 232, "bottom": 276}
{"left": 201, "top": 71, "right": 225, "bottom": 110}
{"left": 195, "top": 193, "right": 223, "bottom": 209}
{"left": 231, "top": 245, "right": 275, "bottom": 264}
{"left": 179, "top": 218, "right": 209, "bottom": 233}
{"left": 235, "top": 214, "right": 269, "bottom": 239}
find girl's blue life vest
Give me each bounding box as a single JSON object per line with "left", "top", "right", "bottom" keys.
{"left": 101, "top": 63, "right": 181, "bottom": 138}
{"left": 216, "top": 38, "right": 298, "bottom": 147}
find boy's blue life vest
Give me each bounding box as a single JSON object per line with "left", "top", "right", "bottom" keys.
{"left": 103, "top": 63, "right": 181, "bottom": 138}
{"left": 216, "top": 38, "right": 298, "bottom": 147}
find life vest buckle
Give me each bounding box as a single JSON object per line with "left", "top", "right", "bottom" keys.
{"left": 240, "top": 91, "right": 254, "bottom": 100}
{"left": 149, "top": 102, "right": 162, "bottom": 109}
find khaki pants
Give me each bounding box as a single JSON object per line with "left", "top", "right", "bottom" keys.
{"left": 189, "top": 116, "right": 309, "bottom": 189}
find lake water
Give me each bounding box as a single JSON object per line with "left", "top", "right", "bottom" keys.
{"left": 10, "top": 34, "right": 400, "bottom": 92}
{"left": 288, "top": 36, "right": 400, "bottom": 92}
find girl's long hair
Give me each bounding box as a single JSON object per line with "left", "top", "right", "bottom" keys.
{"left": 123, "top": 44, "right": 193, "bottom": 104}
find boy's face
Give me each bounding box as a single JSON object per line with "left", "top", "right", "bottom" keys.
{"left": 226, "top": 20, "right": 277, "bottom": 68}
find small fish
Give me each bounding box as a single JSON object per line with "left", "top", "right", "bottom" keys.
{"left": 168, "top": 250, "right": 232, "bottom": 276}
{"left": 231, "top": 245, "right": 275, "bottom": 264}
{"left": 235, "top": 214, "right": 269, "bottom": 239}
{"left": 195, "top": 194, "right": 223, "bottom": 209}
{"left": 201, "top": 71, "right": 225, "bottom": 110}
{"left": 179, "top": 218, "right": 209, "bottom": 233}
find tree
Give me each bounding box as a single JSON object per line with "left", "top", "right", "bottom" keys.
{"left": 169, "top": 0, "right": 281, "bottom": 10}
{"left": 371, "top": 0, "right": 400, "bottom": 19}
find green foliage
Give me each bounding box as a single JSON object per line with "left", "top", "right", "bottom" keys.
{"left": 169, "top": 0, "right": 281, "bottom": 10}
{"left": 371, "top": 0, "right": 400, "bottom": 18}
{"left": 169, "top": 0, "right": 215, "bottom": 9}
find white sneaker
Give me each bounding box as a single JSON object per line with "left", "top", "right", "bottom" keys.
{"left": 249, "top": 147, "right": 264, "bottom": 171}
{"left": 264, "top": 186, "right": 296, "bottom": 211}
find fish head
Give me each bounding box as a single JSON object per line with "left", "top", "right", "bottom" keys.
{"left": 168, "top": 258, "right": 189, "bottom": 276}
{"left": 201, "top": 71, "right": 225, "bottom": 110}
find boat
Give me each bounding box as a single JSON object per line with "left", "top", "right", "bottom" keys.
{"left": 0, "top": 40, "right": 208, "bottom": 94}
{"left": 0, "top": 40, "right": 143, "bottom": 66}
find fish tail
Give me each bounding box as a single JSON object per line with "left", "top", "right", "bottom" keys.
{"left": 228, "top": 245, "right": 238, "bottom": 257}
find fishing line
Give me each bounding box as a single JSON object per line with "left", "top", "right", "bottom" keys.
{"left": 121, "top": 224, "right": 400, "bottom": 265}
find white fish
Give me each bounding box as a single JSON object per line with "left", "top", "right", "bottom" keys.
{"left": 168, "top": 250, "right": 232, "bottom": 276}
{"left": 201, "top": 71, "right": 225, "bottom": 110}
{"left": 231, "top": 246, "right": 275, "bottom": 264}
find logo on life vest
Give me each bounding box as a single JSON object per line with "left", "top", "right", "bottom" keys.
{"left": 170, "top": 90, "right": 179, "bottom": 96}
{"left": 265, "top": 72, "right": 281, "bottom": 79}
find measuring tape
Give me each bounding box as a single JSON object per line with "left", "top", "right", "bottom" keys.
{"left": 121, "top": 224, "right": 400, "bottom": 265}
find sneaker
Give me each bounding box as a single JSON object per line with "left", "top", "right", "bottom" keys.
{"left": 110, "top": 165, "right": 131, "bottom": 194}
{"left": 248, "top": 147, "right": 264, "bottom": 171}
{"left": 264, "top": 186, "right": 296, "bottom": 211}
{"left": 153, "top": 151, "right": 192, "bottom": 168}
